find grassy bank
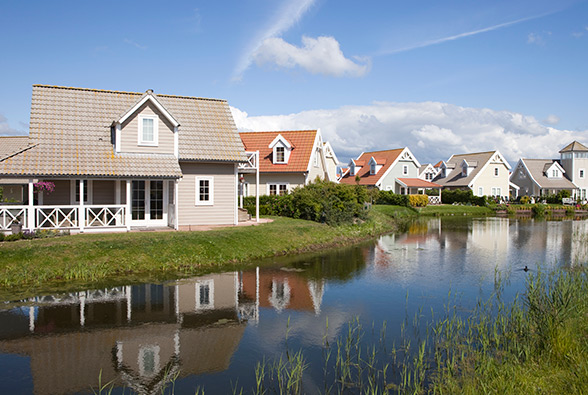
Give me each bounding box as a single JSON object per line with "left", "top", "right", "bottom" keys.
{"left": 372, "top": 203, "right": 494, "bottom": 217}
{"left": 0, "top": 209, "right": 402, "bottom": 297}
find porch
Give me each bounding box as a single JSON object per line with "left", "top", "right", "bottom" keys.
{"left": 0, "top": 178, "right": 179, "bottom": 234}
{"left": 396, "top": 178, "right": 442, "bottom": 205}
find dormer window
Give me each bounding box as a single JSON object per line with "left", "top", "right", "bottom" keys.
{"left": 138, "top": 115, "right": 158, "bottom": 146}
{"left": 350, "top": 163, "right": 356, "bottom": 176}
{"left": 370, "top": 163, "right": 376, "bottom": 175}
{"left": 552, "top": 169, "right": 559, "bottom": 178}
{"left": 275, "top": 146, "right": 285, "bottom": 163}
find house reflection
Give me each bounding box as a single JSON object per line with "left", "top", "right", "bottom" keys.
{"left": 0, "top": 273, "right": 246, "bottom": 395}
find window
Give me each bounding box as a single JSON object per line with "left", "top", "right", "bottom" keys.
{"left": 195, "top": 280, "right": 214, "bottom": 310}
{"left": 580, "top": 169, "right": 585, "bottom": 179}
{"left": 370, "top": 163, "right": 376, "bottom": 175}
{"left": 314, "top": 149, "right": 319, "bottom": 167}
{"left": 268, "top": 183, "right": 288, "bottom": 196}
{"left": 575, "top": 152, "right": 588, "bottom": 159}
{"left": 195, "top": 177, "right": 214, "bottom": 205}
{"left": 275, "top": 146, "right": 285, "bottom": 163}
{"left": 350, "top": 164, "right": 355, "bottom": 176}
{"left": 494, "top": 167, "right": 499, "bottom": 177}
{"left": 74, "top": 180, "right": 90, "bottom": 203}
{"left": 552, "top": 169, "right": 559, "bottom": 178}
{"left": 402, "top": 165, "right": 408, "bottom": 175}
{"left": 478, "top": 187, "right": 483, "bottom": 196}
{"left": 138, "top": 115, "right": 158, "bottom": 146}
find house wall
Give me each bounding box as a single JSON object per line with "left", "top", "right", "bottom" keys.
{"left": 120, "top": 101, "right": 175, "bottom": 155}
{"left": 324, "top": 155, "right": 339, "bottom": 182}
{"left": 470, "top": 162, "right": 510, "bottom": 199}
{"left": 42, "top": 180, "right": 71, "bottom": 205}
{"left": 306, "top": 147, "right": 328, "bottom": 184}
{"left": 379, "top": 160, "right": 420, "bottom": 192}
{"left": 93, "top": 180, "right": 116, "bottom": 204}
{"left": 509, "top": 164, "right": 539, "bottom": 196}
{"left": 177, "top": 273, "right": 237, "bottom": 314}
{"left": 242, "top": 173, "right": 306, "bottom": 196}
{"left": 177, "top": 162, "right": 236, "bottom": 227}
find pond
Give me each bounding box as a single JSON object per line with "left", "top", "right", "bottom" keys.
{"left": 0, "top": 217, "right": 586, "bottom": 394}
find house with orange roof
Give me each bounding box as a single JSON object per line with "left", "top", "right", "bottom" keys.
{"left": 339, "top": 147, "right": 442, "bottom": 195}
{"left": 239, "top": 130, "right": 338, "bottom": 196}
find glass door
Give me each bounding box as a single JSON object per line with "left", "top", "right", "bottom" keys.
{"left": 150, "top": 181, "right": 163, "bottom": 220}
{"left": 131, "top": 180, "right": 167, "bottom": 226}
{"left": 132, "top": 181, "right": 145, "bottom": 221}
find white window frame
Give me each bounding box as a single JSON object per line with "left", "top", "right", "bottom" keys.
{"left": 195, "top": 176, "right": 214, "bottom": 206}
{"left": 195, "top": 279, "right": 214, "bottom": 310}
{"left": 274, "top": 146, "right": 286, "bottom": 164}
{"left": 138, "top": 114, "right": 159, "bottom": 146}
{"left": 370, "top": 163, "right": 376, "bottom": 175}
{"left": 580, "top": 169, "right": 585, "bottom": 179}
{"left": 71, "top": 180, "right": 93, "bottom": 204}
{"left": 267, "top": 183, "right": 288, "bottom": 196}
{"left": 402, "top": 165, "right": 408, "bottom": 176}
{"left": 494, "top": 167, "right": 499, "bottom": 177}
{"left": 478, "top": 187, "right": 483, "bottom": 196}
{"left": 138, "top": 345, "right": 160, "bottom": 377}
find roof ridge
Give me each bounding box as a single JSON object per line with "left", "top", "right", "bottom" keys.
{"left": 240, "top": 130, "right": 317, "bottom": 134}
{"left": 360, "top": 148, "right": 404, "bottom": 155}
{"left": 33, "top": 84, "right": 226, "bottom": 103}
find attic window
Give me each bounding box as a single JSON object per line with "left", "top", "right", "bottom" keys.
{"left": 494, "top": 167, "right": 499, "bottom": 177}
{"left": 275, "top": 146, "right": 285, "bottom": 163}
{"left": 139, "top": 115, "right": 158, "bottom": 146}
{"left": 370, "top": 163, "right": 376, "bottom": 175}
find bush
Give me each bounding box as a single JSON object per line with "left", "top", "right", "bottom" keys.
{"left": 441, "top": 189, "right": 486, "bottom": 206}
{"left": 520, "top": 195, "right": 531, "bottom": 205}
{"left": 243, "top": 180, "right": 369, "bottom": 226}
{"left": 408, "top": 194, "right": 428, "bottom": 207}
{"left": 4, "top": 232, "right": 23, "bottom": 242}
{"left": 532, "top": 204, "right": 546, "bottom": 217}
{"left": 0, "top": 233, "right": 4, "bottom": 242}
{"left": 376, "top": 191, "right": 409, "bottom": 206}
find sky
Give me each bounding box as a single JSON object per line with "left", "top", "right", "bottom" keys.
{"left": 1, "top": 0, "right": 587, "bottom": 164}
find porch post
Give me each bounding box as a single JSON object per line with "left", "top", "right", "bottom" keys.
{"left": 27, "top": 179, "right": 34, "bottom": 231}
{"left": 255, "top": 150, "right": 260, "bottom": 223}
{"left": 174, "top": 179, "right": 179, "bottom": 230}
{"left": 126, "top": 180, "right": 132, "bottom": 231}
{"left": 234, "top": 163, "right": 238, "bottom": 225}
{"left": 79, "top": 180, "right": 85, "bottom": 233}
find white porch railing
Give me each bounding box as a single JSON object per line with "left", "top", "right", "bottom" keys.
{"left": 0, "top": 205, "right": 127, "bottom": 231}
{"left": 0, "top": 206, "right": 28, "bottom": 230}
{"left": 428, "top": 195, "right": 441, "bottom": 205}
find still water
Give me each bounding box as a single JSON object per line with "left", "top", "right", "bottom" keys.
{"left": 0, "top": 217, "right": 587, "bottom": 394}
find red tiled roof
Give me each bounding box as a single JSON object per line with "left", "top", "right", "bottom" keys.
{"left": 397, "top": 178, "right": 441, "bottom": 188}
{"left": 240, "top": 130, "right": 317, "bottom": 173}
{"left": 433, "top": 160, "right": 444, "bottom": 168}
{"left": 340, "top": 148, "right": 404, "bottom": 186}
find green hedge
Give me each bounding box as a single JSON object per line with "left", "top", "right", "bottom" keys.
{"left": 376, "top": 190, "right": 409, "bottom": 206}
{"left": 243, "top": 180, "right": 369, "bottom": 225}
{"left": 441, "top": 189, "right": 486, "bottom": 206}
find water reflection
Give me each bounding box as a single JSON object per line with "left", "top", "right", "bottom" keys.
{"left": 0, "top": 218, "right": 586, "bottom": 394}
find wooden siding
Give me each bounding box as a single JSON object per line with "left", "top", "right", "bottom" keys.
{"left": 470, "top": 163, "right": 510, "bottom": 199}
{"left": 42, "top": 180, "right": 71, "bottom": 205}
{"left": 120, "top": 101, "right": 175, "bottom": 154}
{"left": 242, "top": 173, "right": 306, "bottom": 196}
{"left": 92, "top": 180, "right": 116, "bottom": 204}
{"left": 177, "top": 162, "right": 236, "bottom": 226}
{"left": 306, "top": 147, "right": 328, "bottom": 183}
{"left": 380, "top": 160, "right": 420, "bottom": 192}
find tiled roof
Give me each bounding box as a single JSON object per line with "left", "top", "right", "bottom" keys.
{"left": 397, "top": 178, "right": 441, "bottom": 188}
{"left": 239, "top": 130, "right": 318, "bottom": 173}
{"left": 559, "top": 141, "right": 588, "bottom": 153}
{"left": 0, "top": 85, "right": 245, "bottom": 178}
{"left": 434, "top": 151, "right": 495, "bottom": 187}
{"left": 521, "top": 159, "right": 577, "bottom": 189}
{"left": 0, "top": 136, "right": 36, "bottom": 161}
{"left": 340, "top": 149, "right": 404, "bottom": 186}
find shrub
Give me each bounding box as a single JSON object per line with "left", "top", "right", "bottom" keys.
{"left": 4, "top": 232, "right": 23, "bottom": 242}
{"left": 408, "top": 194, "right": 428, "bottom": 207}
{"left": 441, "top": 189, "right": 486, "bottom": 206}
{"left": 520, "top": 195, "right": 531, "bottom": 205}
{"left": 376, "top": 191, "right": 409, "bottom": 206}
{"left": 532, "top": 204, "right": 546, "bottom": 217}
{"left": 0, "top": 233, "right": 4, "bottom": 242}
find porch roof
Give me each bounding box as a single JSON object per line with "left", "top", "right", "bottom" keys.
{"left": 397, "top": 178, "right": 442, "bottom": 188}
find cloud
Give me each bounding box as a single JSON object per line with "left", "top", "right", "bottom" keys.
{"left": 0, "top": 114, "right": 27, "bottom": 136}
{"left": 253, "top": 36, "right": 370, "bottom": 77}
{"left": 527, "top": 31, "right": 551, "bottom": 45}
{"left": 544, "top": 114, "right": 560, "bottom": 125}
{"left": 232, "top": 0, "right": 316, "bottom": 80}
{"left": 232, "top": 102, "right": 588, "bottom": 165}
{"left": 572, "top": 26, "right": 588, "bottom": 38}
{"left": 124, "top": 38, "right": 147, "bottom": 50}
{"left": 379, "top": 13, "right": 552, "bottom": 56}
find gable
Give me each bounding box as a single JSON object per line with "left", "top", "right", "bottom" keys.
{"left": 119, "top": 100, "right": 176, "bottom": 155}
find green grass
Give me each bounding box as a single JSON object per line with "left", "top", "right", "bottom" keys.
{"left": 0, "top": 212, "right": 400, "bottom": 298}
{"left": 416, "top": 204, "right": 494, "bottom": 216}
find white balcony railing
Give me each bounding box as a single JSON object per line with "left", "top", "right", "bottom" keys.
{"left": 0, "top": 205, "right": 127, "bottom": 231}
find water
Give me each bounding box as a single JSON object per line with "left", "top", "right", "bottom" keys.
{"left": 0, "top": 217, "right": 586, "bottom": 394}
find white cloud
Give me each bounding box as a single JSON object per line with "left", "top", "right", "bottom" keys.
{"left": 232, "top": 102, "right": 588, "bottom": 165}
{"left": 544, "top": 114, "right": 560, "bottom": 125}
{"left": 254, "top": 36, "right": 370, "bottom": 77}
{"left": 124, "top": 38, "right": 147, "bottom": 50}
{"left": 233, "top": 0, "right": 316, "bottom": 80}
{"left": 0, "top": 114, "right": 27, "bottom": 136}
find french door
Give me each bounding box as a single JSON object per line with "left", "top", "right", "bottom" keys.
{"left": 131, "top": 180, "right": 167, "bottom": 226}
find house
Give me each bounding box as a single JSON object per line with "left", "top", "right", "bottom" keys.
{"left": 0, "top": 85, "right": 247, "bottom": 233}
{"left": 419, "top": 163, "right": 439, "bottom": 181}
{"left": 238, "top": 130, "right": 337, "bottom": 196}
{"left": 434, "top": 151, "right": 511, "bottom": 200}
{"left": 339, "top": 148, "right": 442, "bottom": 195}
{"left": 559, "top": 141, "right": 588, "bottom": 201}
{"left": 509, "top": 158, "right": 577, "bottom": 198}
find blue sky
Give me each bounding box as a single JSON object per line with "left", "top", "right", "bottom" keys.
{"left": 1, "top": 0, "right": 587, "bottom": 163}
